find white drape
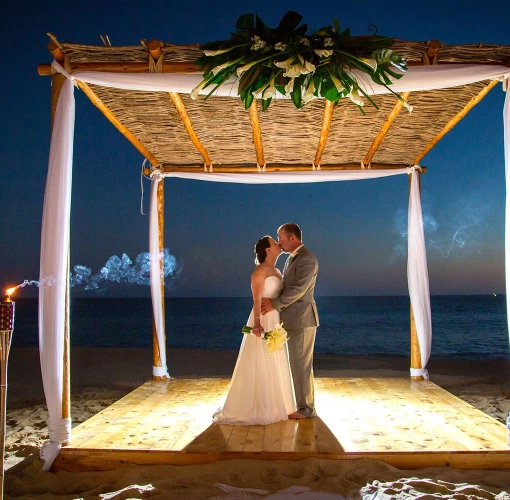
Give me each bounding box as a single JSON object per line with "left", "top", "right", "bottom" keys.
{"left": 51, "top": 61, "right": 510, "bottom": 97}
{"left": 504, "top": 83, "right": 510, "bottom": 334}
{"left": 407, "top": 172, "right": 431, "bottom": 378}
{"left": 40, "top": 62, "right": 508, "bottom": 468}
{"left": 149, "top": 171, "right": 169, "bottom": 378}
{"left": 38, "top": 78, "right": 74, "bottom": 470}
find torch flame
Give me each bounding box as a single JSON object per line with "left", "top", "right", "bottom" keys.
{"left": 5, "top": 287, "right": 16, "bottom": 297}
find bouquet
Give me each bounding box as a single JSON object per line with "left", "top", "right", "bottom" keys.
{"left": 242, "top": 322, "right": 289, "bottom": 354}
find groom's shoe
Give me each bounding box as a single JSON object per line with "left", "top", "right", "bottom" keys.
{"left": 288, "top": 411, "right": 306, "bottom": 419}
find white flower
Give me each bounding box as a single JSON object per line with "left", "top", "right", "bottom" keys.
{"left": 299, "top": 36, "right": 310, "bottom": 47}
{"left": 324, "top": 37, "right": 334, "bottom": 47}
{"left": 264, "top": 323, "right": 289, "bottom": 354}
{"left": 236, "top": 60, "right": 258, "bottom": 76}
{"left": 284, "top": 77, "right": 295, "bottom": 95}
{"left": 190, "top": 79, "right": 207, "bottom": 100}
{"left": 359, "top": 57, "right": 377, "bottom": 72}
{"left": 348, "top": 88, "right": 364, "bottom": 106}
{"left": 274, "top": 56, "right": 295, "bottom": 69}
{"left": 251, "top": 35, "right": 267, "bottom": 51}
{"left": 302, "top": 79, "right": 315, "bottom": 104}
{"left": 314, "top": 49, "right": 333, "bottom": 58}
{"left": 252, "top": 83, "right": 269, "bottom": 99}
{"left": 330, "top": 74, "right": 345, "bottom": 93}
{"left": 283, "top": 64, "right": 303, "bottom": 78}
{"left": 263, "top": 80, "right": 276, "bottom": 99}
{"left": 211, "top": 61, "right": 234, "bottom": 76}
{"left": 274, "top": 42, "right": 288, "bottom": 51}
{"left": 298, "top": 55, "right": 315, "bottom": 74}
{"left": 203, "top": 48, "right": 232, "bottom": 56}
{"left": 403, "top": 101, "right": 414, "bottom": 113}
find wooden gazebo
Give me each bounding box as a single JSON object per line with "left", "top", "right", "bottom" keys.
{"left": 36, "top": 35, "right": 510, "bottom": 471}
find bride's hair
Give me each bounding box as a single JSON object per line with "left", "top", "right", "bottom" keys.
{"left": 254, "top": 236, "right": 271, "bottom": 265}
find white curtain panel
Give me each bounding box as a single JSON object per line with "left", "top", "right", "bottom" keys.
{"left": 504, "top": 84, "right": 510, "bottom": 334}
{"left": 149, "top": 170, "right": 169, "bottom": 378}
{"left": 38, "top": 78, "right": 75, "bottom": 470}
{"left": 40, "top": 62, "right": 508, "bottom": 469}
{"left": 51, "top": 60, "right": 510, "bottom": 97}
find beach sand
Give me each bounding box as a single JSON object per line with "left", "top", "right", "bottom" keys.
{"left": 4, "top": 348, "right": 510, "bottom": 499}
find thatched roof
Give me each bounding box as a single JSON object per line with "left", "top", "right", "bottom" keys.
{"left": 39, "top": 38, "right": 510, "bottom": 171}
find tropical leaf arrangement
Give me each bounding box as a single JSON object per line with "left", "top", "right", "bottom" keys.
{"left": 191, "top": 11, "right": 410, "bottom": 113}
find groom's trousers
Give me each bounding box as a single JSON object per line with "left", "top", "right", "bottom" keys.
{"left": 287, "top": 326, "right": 317, "bottom": 417}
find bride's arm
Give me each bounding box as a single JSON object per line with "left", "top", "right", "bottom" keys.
{"left": 251, "top": 269, "right": 265, "bottom": 338}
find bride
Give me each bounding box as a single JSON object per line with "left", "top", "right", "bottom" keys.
{"left": 213, "top": 236, "right": 296, "bottom": 425}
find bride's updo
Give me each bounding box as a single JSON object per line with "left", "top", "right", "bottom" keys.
{"left": 254, "top": 236, "right": 271, "bottom": 265}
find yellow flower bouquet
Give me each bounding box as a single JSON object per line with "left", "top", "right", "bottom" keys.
{"left": 242, "top": 322, "right": 289, "bottom": 354}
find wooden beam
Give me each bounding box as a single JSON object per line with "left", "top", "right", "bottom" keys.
{"left": 38, "top": 59, "right": 510, "bottom": 77}
{"left": 38, "top": 61, "right": 201, "bottom": 76}
{"left": 76, "top": 80, "right": 160, "bottom": 166}
{"left": 314, "top": 100, "right": 334, "bottom": 168}
{"left": 248, "top": 100, "right": 265, "bottom": 166}
{"left": 144, "top": 163, "right": 427, "bottom": 174}
{"left": 413, "top": 79, "right": 499, "bottom": 164}
{"left": 168, "top": 92, "right": 211, "bottom": 167}
{"left": 363, "top": 92, "right": 412, "bottom": 167}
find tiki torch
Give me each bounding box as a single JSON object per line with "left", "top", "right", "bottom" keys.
{"left": 0, "top": 287, "right": 15, "bottom": 500}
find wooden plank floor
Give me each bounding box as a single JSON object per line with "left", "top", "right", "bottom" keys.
{"left": 54, "top": 377, "right": 510, "bottom": 471}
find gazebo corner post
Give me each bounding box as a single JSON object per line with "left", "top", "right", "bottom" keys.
{"left": 407, "top": 168, "right": 432, "bottom": 380}
{"left": 149, "top": 171, "right": 169, "bottom": 381}
{"left": 51, "top": 66, "right": 72, "bottom": 438}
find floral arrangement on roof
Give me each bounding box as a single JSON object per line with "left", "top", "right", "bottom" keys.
{"left": 191, "top": 11, "right": 410, "bottom": 113}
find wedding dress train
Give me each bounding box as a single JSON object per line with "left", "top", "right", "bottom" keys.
{"left": 213, "top": 276, "right": 296, "bottom": 425}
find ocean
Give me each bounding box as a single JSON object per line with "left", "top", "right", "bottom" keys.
{"left": 11, "top": 295, "right": 509, "bottom": 359}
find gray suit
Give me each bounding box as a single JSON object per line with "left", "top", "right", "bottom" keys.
{"left": 273, "top": 246, "right": 319, "bottom": 417}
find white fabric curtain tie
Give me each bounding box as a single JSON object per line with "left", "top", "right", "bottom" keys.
{"left": 256, "top": 163, "right": 266, "bottom": 172}
{"left": 410, "top": 367, "right": 429, "bottom": 379}
{"left": 40, "top": 416, "right": 72, "bottom": 470}
{"left": 153, "top": 365, "right": 170, "bottom": 378}
{"left": 40, "top": 441, "right": 62, "bottom": 471}
{"left": 312, "top": 163, "right": 321, "bottom": 171}
{"left": 203, "top": 163, "right": 214, "bottom": 172}
{"left": 149, "top": 168, "right": 163, "bottom": 182}
{"left": 50, "top": 60, "right": 78, "bottom": 87}
{"left": 48, "top": 416, "right": 72, "bottom": 442}
{"left": 406, "top": 165, "right": 422, "bottom": 175}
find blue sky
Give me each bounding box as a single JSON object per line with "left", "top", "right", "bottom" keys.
{"left": 1, "top": 0, "right": 508, "bottom": 297}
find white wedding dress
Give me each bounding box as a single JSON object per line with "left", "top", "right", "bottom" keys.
{"left": 213, "top": 276, "right": 296, "bottom": 425}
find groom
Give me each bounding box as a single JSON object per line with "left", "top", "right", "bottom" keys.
{"left": 262, "top": 222, "right": 319, "bottom": 419}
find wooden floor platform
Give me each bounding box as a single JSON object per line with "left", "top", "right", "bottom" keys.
{"left": 53, "top": 376, "right": 510, "bottom": 471}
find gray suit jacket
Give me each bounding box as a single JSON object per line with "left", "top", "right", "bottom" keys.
{"left": 273, "top": 246, "right": 319, "bottom": 329}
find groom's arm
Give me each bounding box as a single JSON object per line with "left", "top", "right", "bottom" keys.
{"left": 273, "top": 254, "right": 317, "bottom": 312}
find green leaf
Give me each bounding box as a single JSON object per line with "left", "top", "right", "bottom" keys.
{"left": 236, "top": 13, "right": 254, "bottom": 32}
{"left": 238, "top": 65, "right": 261, "bottom": 93}
{"left": 244, "top": 92, "right": 254, "bottom": 109}
{"left": 333, "top": 19, "right": 340, "bottom": 34}
{"left": 261, "top": 97, "right": 272, "bottom": 111}
{"left": 291, "top": 86, "right": 302, "bottom": 108}
{"left": 275, "top": 11, "right": 303, "bottom": 36}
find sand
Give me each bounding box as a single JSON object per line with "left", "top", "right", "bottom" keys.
{"left": 4, "top": 348, "right": 510, "bottom": 499}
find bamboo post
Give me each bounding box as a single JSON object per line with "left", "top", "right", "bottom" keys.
{"left": 168, "top": 92, "right": 211, "bottom": 167}
{"left": 363, "top": 92, "right": 412, "bottom": 168}
{"left": 314, "top": 100, "right": 334, "bottom": 168}
{"left": 152, "top": 179, "right": 168, "bottom": 380}
{"left": 248, "top": 100, "right": 265, "bottom": 167}
{"left": 148, "top": 44, "right": 168, "bottom": 381}
{"left": 409, "top": 170, "right": 423, "bottom": 380}
{"left": 414, "top": 80, "right": 499, "bottom": 164}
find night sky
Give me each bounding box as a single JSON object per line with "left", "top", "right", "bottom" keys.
{"left": 1, "top": 0, "right": 508, "bottom": 298}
